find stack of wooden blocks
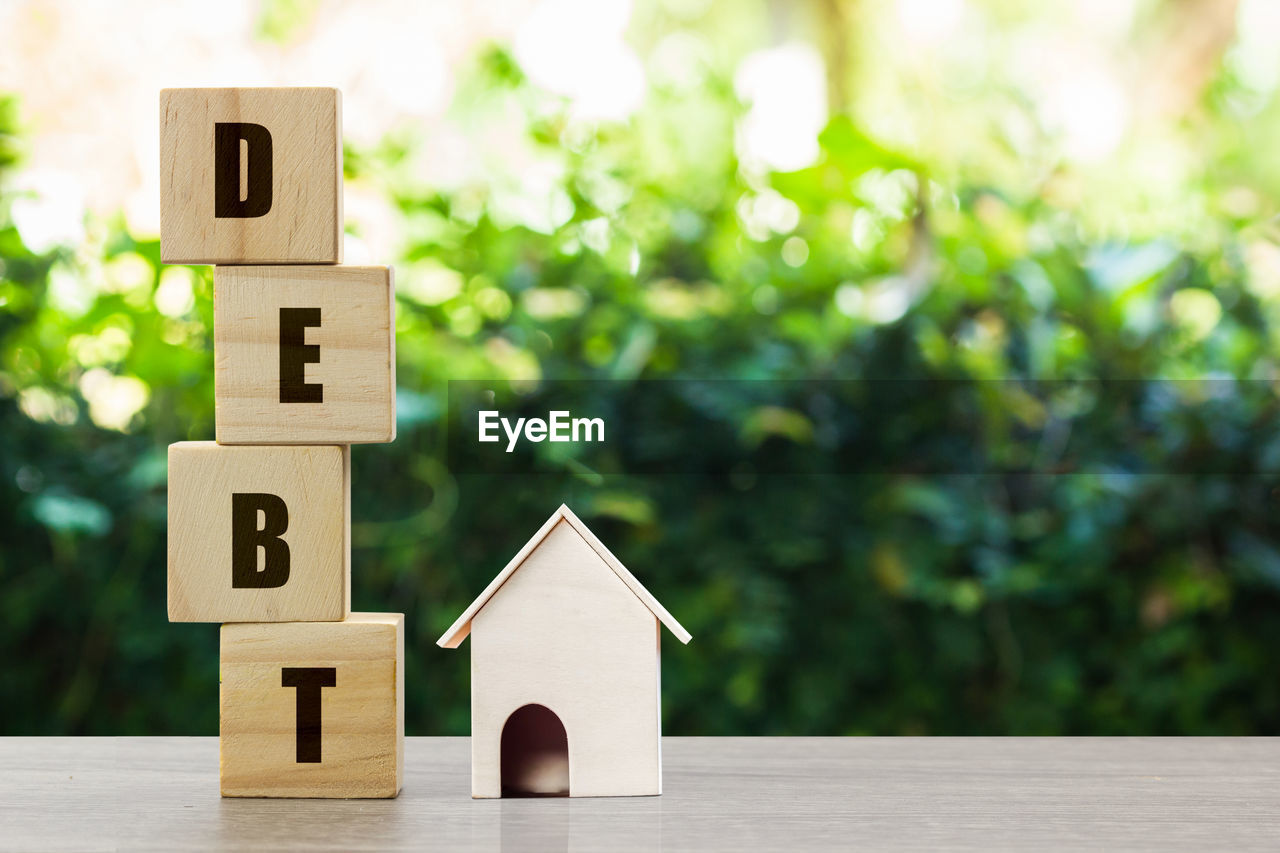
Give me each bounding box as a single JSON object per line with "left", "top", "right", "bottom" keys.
{"left": 159, "top": 88, "right": 403, "bottom": 799}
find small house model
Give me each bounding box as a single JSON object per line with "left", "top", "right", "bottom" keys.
{"left": 437, "top": 504, "right": 691, "bottom": 798}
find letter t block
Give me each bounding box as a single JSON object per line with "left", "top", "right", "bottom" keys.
{"left": 220, "top": 614, "right": 404, "bottom": 798}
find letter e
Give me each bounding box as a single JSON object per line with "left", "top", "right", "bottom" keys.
{"left": 279, "top": 307, "right": 323, "bottom": 403}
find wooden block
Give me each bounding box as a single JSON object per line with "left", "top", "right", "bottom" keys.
{"left": 214, "top": 265, "right": 396, "bottom": 445}
{"left": 220, "top": 613, "right": 404, "bottom": 798}
{"left": 160, "top": 87, "right": 342, "bottom": 265}
{"left": 167, "top": 441, "right": 349, "bottom": 623}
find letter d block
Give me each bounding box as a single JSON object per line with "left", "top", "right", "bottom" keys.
{"left": 220, "top": 614, "right": 404, "bottom": 798}
{"left": 215, "top": 265, "right": 395, "bottom": 444}
{"left": 159, "top": 87, "right": 341, "bottom": 264}
{"left": 167, "top": 442, "right": 349, "bottom": 622}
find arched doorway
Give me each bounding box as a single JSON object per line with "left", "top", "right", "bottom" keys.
{"left": 500, "top": 703, "right": 569, "bottom": 797}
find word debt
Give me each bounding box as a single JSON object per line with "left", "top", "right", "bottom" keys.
{"left": 477, "top": 410, "right": 605, "bottom": 452}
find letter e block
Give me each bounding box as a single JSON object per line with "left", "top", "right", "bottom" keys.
{"left": 220, "top": 614, "right": 404, "bottom": 798}
{"left": 167, "top": 442, "right": 349, "bottom": 622}
{"left": 214, "top": 265, "right": 395, "bottom": 444}
{"left": 160, "top": 87, "right": 342, "bottom": 264}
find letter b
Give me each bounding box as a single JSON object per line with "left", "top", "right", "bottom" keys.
{"left": 215, "top": 122, "right": 273, "bottom": 218}
{"left": 232, "top": 492, "right": 290, "bottom": 588}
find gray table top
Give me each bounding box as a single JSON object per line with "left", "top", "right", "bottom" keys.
{"left": 1, "top": 737, "right": 1277, "bottom": 851}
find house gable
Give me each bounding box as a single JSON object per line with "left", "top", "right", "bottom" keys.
{"left": 471, "top": 518, "right": 654, "bottom": 654}
{"left": 436, "top": 504, "right": 692, "bottom": 648}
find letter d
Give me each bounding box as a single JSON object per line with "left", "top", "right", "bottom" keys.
{"left": 215, "top": 122, "right": 272, "bottom": 218}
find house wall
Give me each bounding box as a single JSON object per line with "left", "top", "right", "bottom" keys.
{"left": 470, "top": 519, "right": 661, "bottom": 797}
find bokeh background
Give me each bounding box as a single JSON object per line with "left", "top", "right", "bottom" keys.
{"left": 4, "top": 0, "right": 1280, "bottom": 736}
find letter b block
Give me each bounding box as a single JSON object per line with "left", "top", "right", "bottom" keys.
{"left": 168, "top": 442, "right": 349, "bottom": 622}
{"left": 220, "top": 615, "right": 404, "bottom": 798}
{"left": 160, "top": 87, "right": 342, "bottom": 264}
{"left": 214, "top": 265, "right": 395, "bottom": 444}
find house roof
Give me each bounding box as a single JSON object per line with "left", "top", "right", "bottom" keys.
{"left": 436, "top": 504, "right": 693, "bottom": 648}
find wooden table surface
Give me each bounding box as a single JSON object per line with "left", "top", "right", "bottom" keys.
{"left": 1, "top": 737, "right": 1278, "bottom": 851}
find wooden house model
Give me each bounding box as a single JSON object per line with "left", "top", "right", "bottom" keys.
{"left": 437, "top": 504, "right": 691, "bottom": 798}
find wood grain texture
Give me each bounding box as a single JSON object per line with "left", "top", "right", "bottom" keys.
{"left": 469, "top": 519, "right": 661, "bottom": 798}
{"left": 160, "top": 87, "right": 342, "bottom": 265}
{"left": 220, "top": 614, "right": 404, "bottom": 799}
{"left": 214, "top": 265, "right": 396, "bottom": 445}
{"left": 4, "top": 737, "right": 1280, "bottom": 851}
{"left": 167, "top": 442, "right": 349, "bottom": 623}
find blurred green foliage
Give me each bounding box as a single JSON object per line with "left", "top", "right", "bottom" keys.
{"left": 5, "top": 22, "right": 1280, "bottom": 737}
